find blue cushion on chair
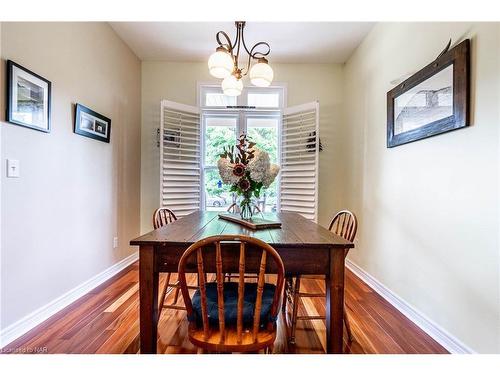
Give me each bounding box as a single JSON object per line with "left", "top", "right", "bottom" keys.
{"left": 191, "top": 282, "right": 277, "bottom": 328}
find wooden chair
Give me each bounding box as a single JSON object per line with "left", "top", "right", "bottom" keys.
{"left": 178, "top": 235, "right": 285, "bottom": 353}
{"left": 153, "top": 207, "right": 196, "bottom": 315}
{"left": 153, "top": 207, "right": 177, "bottom": 230}
{"left": 283, "top": 210, "right": 358, "bottom": 345}
{"left": 225, "top": 203, "right": 261, "bottom": 283}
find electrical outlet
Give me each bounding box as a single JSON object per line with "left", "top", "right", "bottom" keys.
{"left": 113, "top": 237, "right": 119, "bottom": 249}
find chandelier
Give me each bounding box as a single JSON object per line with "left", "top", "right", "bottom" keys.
{"left": 208, "top": 21, "right": 274, "bottom": 97}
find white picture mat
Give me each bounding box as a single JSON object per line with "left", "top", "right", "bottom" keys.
{"left": 11, "top": 65, "right": 49, "bottom": 130}
{"left": 79, "top": 111, "right": 109, "bottom": 138}
{"left": 394, "top": 64, "right": 453, "bottom": 135}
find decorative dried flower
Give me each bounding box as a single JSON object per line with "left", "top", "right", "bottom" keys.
{"left": 218, "top": 138, "right": 280, "bottom": 216}
{"left": 238, "top": 178, "right": 250, "bottom": 191}
{"left": 263, "top": 163, "right": 280, "bottom": 188}
{"left": 247, "top": 148, "right": 270, "bottom": 183}
{"left": 218, "top": 158, "right": 239, "bottom": 184}
{"left": 232, "top": 163, "right": 245, "bottom": 177}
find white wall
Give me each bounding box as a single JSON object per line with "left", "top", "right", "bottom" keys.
{"left": 342, "top": 22, "right": 500, "bottom": 353}
{"left": 140, "top": 61, "right": 344, "bottom": 232}
{"left": 0, "top": 25, "right": 3, "bottom": 328}
{"left": 0, "top": 23, "right": 142, "bottom": 330}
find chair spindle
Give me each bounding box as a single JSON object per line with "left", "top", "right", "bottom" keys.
{"left": 215, "top": 241, "right": 226, "bottom": 343}
{"left": 237, "top": 242, "right": 246, "bottom": 344}
{"left": 197, "top": 248, "right": 209, "bottom": 340}
{"left": 252, "top": 250, "right": 267, "bottom": 342}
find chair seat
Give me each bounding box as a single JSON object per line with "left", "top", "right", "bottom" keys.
{"left": 192, "top": 282, "right": 276, "bottom": 327}
{"left": 188, "top": 324, "right": 276, "bottom": 353}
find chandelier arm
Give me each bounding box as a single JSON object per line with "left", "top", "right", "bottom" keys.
{"left": 249, "top": 41, "right": 271, "bottom": 59}
{"left": 231, "top": 26, "right": 239, "bottom": 50}
{"left": 239, "top": 26, "right": 252, "bottom": 76}
{"left": 239, "top": 24, "right": 253, "bottom": 57}
{"left": 239, "top": 29, "right": 271, "bottom": 75}
{"left": 242, "top": 51, "right": 252, "bottom": 77}
{"left": 216, "top": 31, "right": 234, "bottom": 54}
{"left": 241, "top": 41, "right": 271, "bottom": 76}
{"left": 235, "top": 23, "right": 244, "bottom": 70}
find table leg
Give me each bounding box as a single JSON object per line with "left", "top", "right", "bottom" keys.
{"left": 139, "top": 245, "right": 159, "bottom": 354}
{"left": 325, "top": 248, "right": 345, "bottom": 354}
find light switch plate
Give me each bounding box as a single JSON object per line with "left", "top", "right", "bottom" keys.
{"left": 113, "top": 237, "right": 119, "bottom": 249}
{"left": 7, "top": 159, "right": 20, "bottom": 178}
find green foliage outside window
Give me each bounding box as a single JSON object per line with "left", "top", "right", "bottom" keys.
{"left": 205, "top": 124, "right": 278, "bottom": 208}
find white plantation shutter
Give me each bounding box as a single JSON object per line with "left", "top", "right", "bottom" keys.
{"left": 280, "top": 101, "right": 319, "bottom": 222}
{"left": 160, "top": 100, "right": 201, "bottom": 217}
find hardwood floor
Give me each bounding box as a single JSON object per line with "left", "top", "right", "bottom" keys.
{"left": 2, "top": 262, "right": 448, "bottom": 354}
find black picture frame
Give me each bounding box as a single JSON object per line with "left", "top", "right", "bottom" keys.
{"left": 74, "top": 103, "right": 111, "bottom": 143}
{"left": 387, "top": 39, "right": 470, "bottom": 148}
{"left": 6, "top": 60, "right": 52, "bottom": 133}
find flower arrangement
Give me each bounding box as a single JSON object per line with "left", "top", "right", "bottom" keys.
{"left": 217, "top": 134, "right": 280, "bottom": 220}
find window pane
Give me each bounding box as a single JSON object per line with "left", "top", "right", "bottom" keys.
{"left": 247, "top": 117, "right": 279, "bottom": 213}
{"left": 247, "top": 117, "right": 278, "bottom": 163}
{"left": 204, "top": 169, "right": 236, "bottom": 211}
{"left": 247, "top": 93, "right": 280, "bottom": 108}
{"left": 205, "top": 117, "right": 237, "bottom": 166}
{"left": 205, "top": 92, "right": 237, "bottom": 107}
{"left": 255, "top": 180, "right": 278, "bottom": 214}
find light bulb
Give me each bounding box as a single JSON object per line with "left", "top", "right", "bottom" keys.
{"left": 250, "top": 59, "right": 274, "bottom": 87}
{"left": 208, "top": 48, "right": 234, "bottom": 79}
{"left": 222, "top": 75, "right": 243, "bottom": 96}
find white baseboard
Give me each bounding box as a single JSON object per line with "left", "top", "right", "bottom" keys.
{"left": 346, "top": 259, "right": 475, "bottom": 354}
{"left": 0, "top": 251, "right": 139, "bottom": 348}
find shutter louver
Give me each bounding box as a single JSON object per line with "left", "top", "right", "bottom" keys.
{"left": 160, "top": 100, "right": 201, "bottom": 217}
{"left": 280, "top": 102, "right": 319, "bottom": 222}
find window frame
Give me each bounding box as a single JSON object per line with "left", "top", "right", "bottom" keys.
{"left": 198, "top": 82, "right": 287, "bottom": 110}
{"left": 198, "top": 83, "right": 286, "bottom": 211}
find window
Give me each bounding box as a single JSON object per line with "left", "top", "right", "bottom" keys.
{"left": 160, "top": 85, "right": 320, "bottom": 222}
{"left": 204, "top": 90, "right": 237, "bottom": 108}
{"left": 203, "top": 114, "right": 238, "bottom": 211}
{"left": 247, "top": 92, "right": 281, "bottom": 108}
{"left": 245, "top": 116, "right": 279, "bottom": 212}
{"left": 199, "top": 84, "right": 285, "bottom": 109}
{"left": 200, "top": 85, "right": 284, "bottom": 213}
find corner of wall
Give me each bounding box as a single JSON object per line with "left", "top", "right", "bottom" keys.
{"left": 0, "top": 22, "right": 142, "bottom": 337}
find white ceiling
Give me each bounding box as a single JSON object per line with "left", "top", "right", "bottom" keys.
{"left": 110, "top": 22, "right": 375, "bottom": 63}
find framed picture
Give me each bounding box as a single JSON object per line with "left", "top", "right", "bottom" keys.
{"left": 74, "top": 103, "right": 111, "bottom": 143}
{"left": 387, "top": 39, "right": 470, "bottom": 148}
{"left": 6, "top": 60, "right": 51, "bottom": 133}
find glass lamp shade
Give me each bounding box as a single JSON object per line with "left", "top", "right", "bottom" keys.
{"left": 250, "top": 61, "right": 274, "bottom": 87}
{"left": 221, "top": 75, "right": 243, "bottom": 96}
{"left": 208, "top": 50, "right": 234, "bottom": 79}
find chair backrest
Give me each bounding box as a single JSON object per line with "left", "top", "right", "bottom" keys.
{"left": 177, "top": 235, "right": 285, "bottom": 345}
{"left": 227, "top": 203, "right": 261, "bottom": 214}
{"left": 152, "top": 207, "right": 177, "bottom": 229}
{"left": 328, "top": 209, "right": 358, "bottom": 242}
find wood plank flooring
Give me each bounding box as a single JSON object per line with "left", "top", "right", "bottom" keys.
{"left": 2, "top": 262, "right": 448, "bottom": 354}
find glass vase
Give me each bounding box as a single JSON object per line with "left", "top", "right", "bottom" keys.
{"left": 239, "top": 196, "right": 253, "bottom": 221}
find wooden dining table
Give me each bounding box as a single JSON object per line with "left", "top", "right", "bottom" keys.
{"left": 130, "top": 210, "right": 354, "bottom": 354}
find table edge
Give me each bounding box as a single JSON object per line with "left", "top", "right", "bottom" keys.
{"left": 129, "top": 240, "right": 354, "bottom": 248}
